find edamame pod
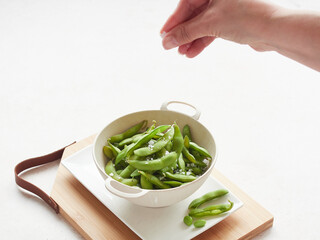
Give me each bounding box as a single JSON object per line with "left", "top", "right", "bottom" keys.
{"left": 188, "top": 189, "right": 229, "bottom": 209}
{"left": 138, "top": 171, "right": 170, "bottom": 189}
{"left": 119, "top": 165, "right": 136, "bottom": 178}
{"left": 128, "top": 152, "right": 177, "bottom": 171}
{"left": 182, "top": 125, "right": 192, "bottom": 141}
{"left": 109, "top": 120, "right": 147, "bottom": 143}
{"left": 115, "top": 143, "right": 134, "bottom": 165}
{"left": 105, "top": 161, "right": 138, "bottom": 186}
{"left": 165, "top": 172, "right": 196, "bottom": 183}
{"left": 140, "top": 174, "right": 153, "bottom": 189}
{"left": 189, "top": 200, "right": 234, "bottom": 217}
{"left": 172, "top": 123, "right": 184, "bottom": 155}
{"left": 189, "top": 142, "right": 212, "bottom": 158}
{"left": 103, "top": 146, "right": 114, "bottom": 159}
{"left": 134, "top": 126, "right": 174, "bottom": 157}
{"left": 126, "top": 125, "right": 170, "bottom": 156}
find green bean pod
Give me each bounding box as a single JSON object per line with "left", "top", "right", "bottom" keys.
{"left": 140, "top": 174, "right": 153, "bottom": 189}
{"left": 103, "top": 146, "right": 114, "bottom": 159}
{"left": 189, "top": 142, "right": 212, "bottom": 158}
{"left": 189, "top": 200, "right": 234, "bottom": 217}
{"left": 163, "top": 180, "right": 183, "bottom": 187}
{"left": 165, "top": 172, "right": 196, "bottom": 183}
{"left": 130, "top": 169, "right": 141, "bottom": 177}
{"left": 115, "top": 143, "right": 134, "bottom": 165}
{"left": 108, "top": 142, "right": 121, "bottom": 157}
{"left": 119, "top": 165, "right": 136, "bottom": 178}
{"left": 182, "top": 124, "right": 192, "bottom": 141}
{"left": 188, "top": 189, "right": 229, "bottom": 209}
{"left": 133, "top": 126, "right": 174, "bottom": 157}
{"left": 178, "top": 154, "right": 186, "bottom": 172}
{"left": 128, "top": 152, "right": 177, "bottom": 171}
{"left": 104, "top": 161, "right": 138, "bottom": 186}
{"left": 172, "top": 123, "right": 184, "bottom": 155}
{"left": 184, "top": 135, "right": 190, "bottom": 148}
{"left": 182, "top": 147, "right": 196, "bottom": 163}
{"left": 138, "top": 171, "right": 170, "bottom": 189}
{"left": 126, "top": 125, "right": 170, "bottom": 156}
{"left": 109, "top": 120, "right": 147, "bottom": 143}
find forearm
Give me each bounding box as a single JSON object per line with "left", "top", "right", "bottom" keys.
{"left": 259, "top": 7, "right": 320, "bottom": 71}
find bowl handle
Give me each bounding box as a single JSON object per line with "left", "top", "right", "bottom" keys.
{"left": 105, "top": 178, "right": 148, "bottom": 199}
{"left": 160, "top": 101, "right": 201, "bottom": 120}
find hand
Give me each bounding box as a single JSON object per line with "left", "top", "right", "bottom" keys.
{"left": 160, "top": 0, "right": 277, "bottom": 57}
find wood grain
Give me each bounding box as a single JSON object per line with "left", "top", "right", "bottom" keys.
{"left": 51, "top": 136, "right": 273, "bottom": 240}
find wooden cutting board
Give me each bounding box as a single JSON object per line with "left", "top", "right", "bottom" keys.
{"left": 51, "top": 135, "right": 273, "bottom": 240}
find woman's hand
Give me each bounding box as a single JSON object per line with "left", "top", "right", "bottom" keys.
{"left": 161, "top": 0, "right": 320, "bottom": 71}
{"left": 160, "top": 0, "right": 277, "bottom": 57}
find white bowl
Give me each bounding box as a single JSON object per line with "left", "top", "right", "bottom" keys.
{"left": 93, "top": 101, "right": 217, "bottom": 207}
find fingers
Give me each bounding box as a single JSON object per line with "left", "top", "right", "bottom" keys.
{"left": 180, "top": 36, "right": 215, "bottom": 58}
{"left": 160, "top": 0, "right": 208, "bottom": 34}
{"left": 162, "top": 12, "right": 209, "bottom": 50}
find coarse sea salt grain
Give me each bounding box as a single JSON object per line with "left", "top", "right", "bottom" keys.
{"left": 203, "top": 159, "right": 210, "bottom": 165}
{"left": 165, "top": 151, "right": 169, "bottom": 155}
{"left": 109, "top": 173, "right": 114, "bottom": 177}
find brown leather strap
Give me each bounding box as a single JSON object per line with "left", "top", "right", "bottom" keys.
{"left": 14, "top": 143, "right": 75, "bottom": 213}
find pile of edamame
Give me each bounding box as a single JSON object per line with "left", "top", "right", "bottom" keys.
{"left": 184, "top": 189, "right": 234, "bottom": 228}
{"left": 103, "top": 120, "right": 212, "bottom": 189}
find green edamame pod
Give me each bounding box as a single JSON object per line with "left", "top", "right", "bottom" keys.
{"left": 189, "top": 200, "right": 234, "bottom": 217}
{"left": 189, "top": 142, "right": 212, "bottom": 158}
{"left": 188, "top": 189, "right": 229, "bottom": 209}
{"left": 191, "top": 167, "right": 202, "bottom": 175}
{"left": 138, "top": 171, "right": 170, "bottom": 189}
{"left": 116, "top": 169, "right": 122, "bottom": 175}
{"left": 184, "top": 135, "right": 190, "bottom": 148}
{"left": 165, "top": 141, "right": 173, "bottom": 151}
{"left": 194, "top": 219, "right": 206, "bottom": 228}
{"left": 126, "top": 125, "right": 171, "bottom": 156}
{"left": 183, "top": 215, "right": 193, "bottom": 226}
{"left": 103, "top": 146, "right": 114, "bottom": 159}
{"left": 182, "top": 125, "right": 192, "bottom": 141}
{"left": 128, "top": 152, "right": 177, "bottom": 171}
{"left": 119, "top": 165, "right": 136, "bottom": 178}
{"left": 115, "top": 143, "right": 134, "bottom": 165}
{"left": 109, "top": 120, "right": 147, "bottom": 143}
{"left": 140, "top": 174, "right": 153, "bottom": 189}
{"left": 108, "top": 142, "right": 121, "bottom": 157}
{"left": 163, "top": 180, "right": 183, "bottom": 187}
{"left": 165, "top": 172, "right": 196, "bottom": 183}
{"left": 134, "top": 126, "right": 174, "bottom": 157}
{"left": 182, "top": 147, "right": 196, "bottom": 163}
{"left": 118, "top": 138, "right": 133, "bottom": 148}
{"left": 172, "top": 123, "right": 184, "bottom": 155}
{"left": 105, "top": 161, "right": 138, "bottom": 186}
{"left": 177, "top": 154, "right": 186, "bottom": 172}
{"left": 130, "top": 169, "right": 141, "bottom": 177}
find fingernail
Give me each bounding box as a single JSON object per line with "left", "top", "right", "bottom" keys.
{"left": 163, "top": 36, "right": 179, "bottom": 50}
{"left": 160, "top": 31, "right": 166, "bottom": 39}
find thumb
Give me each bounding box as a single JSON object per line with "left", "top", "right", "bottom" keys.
{"left": 162, "top": 15, "right": 208, "bottom": 50}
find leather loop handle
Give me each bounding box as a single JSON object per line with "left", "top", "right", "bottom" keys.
{"left": 14, "top": 142, "right": 75, "bottom": 213}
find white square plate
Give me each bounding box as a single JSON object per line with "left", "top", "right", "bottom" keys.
{"left": 62, "top": 145, "right": 243, "bottom": 240}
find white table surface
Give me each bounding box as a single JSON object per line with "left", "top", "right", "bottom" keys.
{"left": 1, "top": 0, "right": 320, "bottom": 239}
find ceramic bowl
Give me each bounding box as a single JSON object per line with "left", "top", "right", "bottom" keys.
{"left": 93, "top": 101, "right": 217, "bottom": 207}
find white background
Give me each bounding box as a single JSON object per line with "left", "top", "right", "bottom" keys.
{"left": 1, "top": 0, "right": 320, "bottom": 239}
